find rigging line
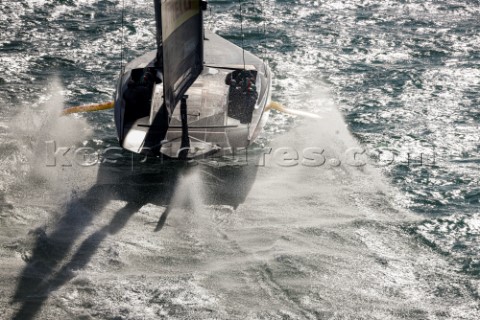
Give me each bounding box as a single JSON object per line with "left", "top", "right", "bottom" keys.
{"left": 208, "top": 4, "right": 214, "bottom": 30}
{"left": 238, "top": 0, "right": 246, "bottom": 70}
{"left": 260, "top": 0, "right": 268, "bottom": 73}
{"left": 120, "top": 0, "right": 125, "bottom": 73}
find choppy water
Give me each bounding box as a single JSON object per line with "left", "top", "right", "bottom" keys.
{"left": 0, "top": 0, "right": 479, "bottom": 319}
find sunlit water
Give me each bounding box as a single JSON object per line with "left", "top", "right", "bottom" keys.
{"left": 0, "top": 0, "right": 479, "bottom": 319}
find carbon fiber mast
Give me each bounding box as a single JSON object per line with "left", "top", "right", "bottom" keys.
{"left": 153, "top": 0, "right": 205, "bottom": 156}
{"left": 153, "top": 0, "right": 163, "bottom": 69}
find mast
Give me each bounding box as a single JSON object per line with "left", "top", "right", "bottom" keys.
{"left": 153, "top": 0, "right": 205, "bottom": 114}
{"left": 153, "top": 0, "right": 163, "bottom": 68}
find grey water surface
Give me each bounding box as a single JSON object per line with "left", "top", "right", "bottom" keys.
{"left": 0, "top": 0, "right": 479, "bottom": 319}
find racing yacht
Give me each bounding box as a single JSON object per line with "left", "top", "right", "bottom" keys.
{"left": 114, "top": 0, "right": 272, "bottom": 159}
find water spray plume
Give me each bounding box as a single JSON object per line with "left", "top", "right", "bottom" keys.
{"left": 61, "top": 101, "right": 114, "bottom": 116}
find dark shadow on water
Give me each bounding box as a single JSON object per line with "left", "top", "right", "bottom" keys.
{"left": 9, "top": 153, "right": 260, "bottom": 319}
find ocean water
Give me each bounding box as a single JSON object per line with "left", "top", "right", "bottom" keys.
{"left": 0, "top": 0, "right": 479, "bottom": 319}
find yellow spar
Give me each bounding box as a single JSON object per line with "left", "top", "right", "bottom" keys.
{"left": 61, "top": 101, "right": 114, "bottom": 116}
{"left": 266, "top": 101, "right": 321, "bottom": 119}
{"left": 61, "top": 100, "right": 320, "bottom": 119}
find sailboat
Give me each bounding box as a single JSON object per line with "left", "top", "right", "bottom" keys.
{"left": 113, "top": 0, "right": 272, "bottom": 159}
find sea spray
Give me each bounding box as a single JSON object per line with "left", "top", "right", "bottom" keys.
{"left": 9, "top": 77, "right": 94, "bottom": 204}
